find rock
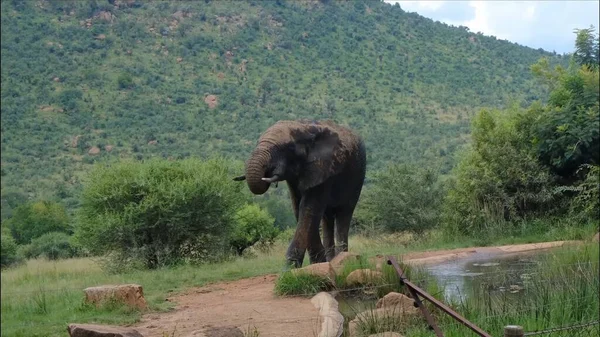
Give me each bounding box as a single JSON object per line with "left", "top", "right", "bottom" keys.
{"left": 71, "top": 135, "right": 82, "bottom": 148}
{"left": 67, "top": 323, "right": 143, "bottom": 337}
{"left": 376, "top": 292, "right": 418, "bottom": 315}
{"left": 176, "top": 57, "right": 183, "bottom": 63}
{"left": 96, "top": 34, "right": 106, "bottom": 40}
{"left": 310, "top": 292, "right": 344, "bottom": 337}
{"left": 83, "top": 284, "right": 148, "bottom": 310}
{"left": 147, "top": 140, "right": 158, "bottom": 146}
{"left": 88, "top": 146, "right": 101, "bottom": 155}
{"left": 104, "top": 145, "right": 113, "bottom": 152}
{"left": 348, "top": 306, "right": 418, "bottom": 337}
{"left": 368, "top": 333, "right": 404, "bottom": 337}
{"left": 204, "top": 94, "right": 218, "bottom": 109}
{"left": 593, "top": 232, "right": 599, "bottom": 242}
{"left": 96, "top": 11, "right": 114, "bottom": 22}
{"left": 187, "top": 325, "right": 244, "bottom": 337}
{"left": 291, "top": 262, "right": 336, "bottom": 283}
{"left": 346, "top": 269, "right": 383, "bottom": 286}
{"left": 53, "top": 77, "right": 61, "bottom": 82}
{"left": 330, "top": 252, "right": 360, "bottom": 275}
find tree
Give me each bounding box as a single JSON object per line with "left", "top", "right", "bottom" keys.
{"left": 4, "top": 200, "right": 70, "bottom": 245}
{"left": 355, "top": 164, "right": 444, "bottom": 234}
{"left": 573, "top": 26, "right": 599, "bottom": 69}
{"left": 1, "top": 227, "right": 21, "bottom": 268}
{"left": 75, "top": 157, "right": 244, "bottom": 269}
{"left": 230, "top": 203, "right": 279, "bottom": 255}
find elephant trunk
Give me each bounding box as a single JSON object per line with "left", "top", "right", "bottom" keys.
{"left": 245, "top": 144, "right": 273, "bottom": 195}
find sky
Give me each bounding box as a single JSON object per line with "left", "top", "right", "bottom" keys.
{"left": 384, "top": 1, "right": 599, "bottom": 54}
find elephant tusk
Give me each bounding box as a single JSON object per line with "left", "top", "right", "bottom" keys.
{"left": 261, "top": 175, "right": 280, "bottom": 183}
{"left": 233, "top": 175, "right": 246, "bottom": 181}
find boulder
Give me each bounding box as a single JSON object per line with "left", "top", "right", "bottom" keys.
{"left": 310, "top": 292, "right": 344, "bottom": 337}
{"left": 67, "top": 324, "right": 143, "bottom": 337}
{"left": 104, "top": 145, "right": 113, "bottom": 152}
{"left": 369, "top": 254, "right": 387, "bottom": 272}
{"left": 291, "top": 262, "right": 336, "bottom": 284}
{"left": 348, "top": 306, "right": 418, "bottom": 337}
{"left": 330, "top": 252, "right": 360, "bottom": 275}
{"left": 83, "top": 284, "right": 148, "bottom": 310}
{"left": 346, "top": 269, "right": 383, "bottom": 286}
{"left": 376, "top": 292, "right": 418, "bottom": 315}
{"left": 204, "top": 94, "right": 218, "bottom": 109}
{"left": 88, "top": 146, "right": 101, "bottom": 155}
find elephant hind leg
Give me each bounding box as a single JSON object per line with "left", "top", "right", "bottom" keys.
{"left": 322, "top": 210, "right": 336, "bottom": 262}
{"left": 334, "top": 209, "right": 353, "bottom": 255}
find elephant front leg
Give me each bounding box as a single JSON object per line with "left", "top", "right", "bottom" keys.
{"left": 334, "top": 210, "right": 352, "bottom": 255}
{"left": 286, "top": 187, "right": 327, "bottom": 267}
{"left": 322, "top": 211, "right": 336, "bottom": 262}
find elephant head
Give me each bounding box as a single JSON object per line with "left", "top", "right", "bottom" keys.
{"left": 234, "top": 120, "right": 345, "bottom": 194}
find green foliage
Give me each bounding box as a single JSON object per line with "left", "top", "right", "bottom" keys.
{"left": 356, "top": 164, "right": 444, "bottom": 234}
{"left": 74, "top": 157, "right": 244, "bottom": 269}
{"left": 532, "top": 65, "right": 599, "bottom": 178}
{"left": 442, "top": 106, "right": 557, "bottom": 235}
{"left": 568, "top": 164, "right": 600, "bottom": 221}
{"left": 0, "top": 0, "right": 566, "bottom": 211}
{"left": 19, "top": 231, "right": 78, "bottom": 260}
{"left": 4, "top": 200, "right": 70, "bottom": 245}
{"left": 573, "top": 25, "right": 599, "bottom": 69}
{"left": 1, "top": 227, "right": 22, "bottom": 268}
{"left": 273, "top": 271, "right": 333, "bottom": 296}
{"left": 230, "top": 203, "right": 279, "bottom": 255}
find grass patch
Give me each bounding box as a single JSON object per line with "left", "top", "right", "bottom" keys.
{"left": 273, "top": 272, "right": 334, "bottom": 296}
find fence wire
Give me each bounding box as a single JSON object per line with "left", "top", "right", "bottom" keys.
{"left": 524, "top": 321, "right": 600, "bottom": 336}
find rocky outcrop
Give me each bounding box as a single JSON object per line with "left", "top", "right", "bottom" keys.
{"left": 88, "top": 146, "right": 101, "bottom": 155}
{"left": 83, "top": 284, "right": 148, "bottom": 310}
{"left": 376, "top": 292, "right": 418, "bottom": 315}
{"left": 311, "top": 292, "right": 344, "bottom": 337}
{"left": 67, "top": 323, "right": 143, "bottom": 337}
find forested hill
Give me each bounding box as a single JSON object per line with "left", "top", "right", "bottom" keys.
{"left": 1, "top": 0, "right": 567, "bottom": 210}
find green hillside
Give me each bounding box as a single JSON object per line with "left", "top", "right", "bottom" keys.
{"left": 0, "top": 0, "right": 567, "bottom": 213}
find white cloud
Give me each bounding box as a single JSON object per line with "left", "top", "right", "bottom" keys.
{"left": 385, "top": 0, "right": 599, "bottom": 53}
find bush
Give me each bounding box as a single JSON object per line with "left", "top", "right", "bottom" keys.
{"left": 74, "top": 157, "right": 244, "bottom": 269}
{"left": 19, "top": 232, "right": 78, "bottom": 260}
{"left": 355, "top": 164, "right": 444, "bottom": 234}
{"left": 1, "top": 227, "right": 22, "bottom": 268}
{"left": 4, "top": 200, "right": 70, "bottom": 245}
{"left": 230, "top": 203, "right": 279, "bottom": 255}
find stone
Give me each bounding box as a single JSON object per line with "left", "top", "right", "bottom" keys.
{"left": 104, "top": 145, "right": 113, "bottom": 152}
{"left": 147, "top": 140, "right": 158, "bottom": 146}
{"left": 291, "top": 262, "right": 336, "bottom": 283}
{"left": 88, "top": 146, "right": 101, "bottom": 155}
{"left": 368, "top": 333, "right": 404, "bottom": 337}
{"left": 67, "top": 323, "right": 143, "bottom": 337}
{"left": 345, "top": 269, "right": 383, "bottom": 286}
{"left": 310, "top": 292, "right": 344, "bottom": 337}
{"left": 368, "top": 254, "right": 387, "bottom": 272}
{"left": 348, "top": 306, "right": 418, "bottom": 337}
{"left": 204, "top": 94, "right": 218, "bottom": 109}
{"left": 329, "top": 252, "right": 360, "bottom": 275}
{"left": 375, "top": 292, "right": 418, "bottom": 315}
{"left": 83, "top": 284, "right": 148, "bottom": 310}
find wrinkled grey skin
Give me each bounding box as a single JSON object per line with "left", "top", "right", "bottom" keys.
{"left": 233, "top": 120, "right": 366, "bottom": 268}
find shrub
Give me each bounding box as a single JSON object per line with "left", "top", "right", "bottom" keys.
{"left": 19, "top": 232, "right": 78, "bottom": 260}
{"left": 355, "top": 164, "right": 444, "bottom": 234}
{"left": 230, "top": 203, "right": 279, "bottom": 255}
{"left": 4, "top": 200, "right": 70, "bottom": 245}
{"left": 1, "top": 227, "right": 22, "bottom": 268}
{"left": 74, "top": 157, "right": 244, "bottom": 269}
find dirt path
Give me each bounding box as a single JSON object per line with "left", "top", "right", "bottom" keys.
{"left": 132, "top": 240, "right": 576, "bottom": 337}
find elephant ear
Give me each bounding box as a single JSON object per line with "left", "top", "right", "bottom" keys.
{"left": 291, "top": 125, "right": 342, "bottom": 191}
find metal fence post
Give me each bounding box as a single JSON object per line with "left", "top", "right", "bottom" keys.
{"left": 504, "top": 325, "right": 524, "bottom": 337}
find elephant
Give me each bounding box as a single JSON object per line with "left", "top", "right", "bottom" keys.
{"left": 233, "top": 119, "right": 366, "bottom": 268}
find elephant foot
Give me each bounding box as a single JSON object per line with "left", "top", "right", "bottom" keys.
{"left": 309, "top": 250, "right": 327, "bottom": 265}
{"left": 286, "top": 247, "right": 306, "bottom": 268}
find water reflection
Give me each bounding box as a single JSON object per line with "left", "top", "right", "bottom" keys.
{"left": 421, "top": 250, "right": 550, "bottom": 302}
